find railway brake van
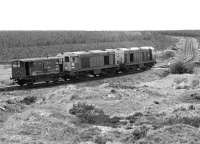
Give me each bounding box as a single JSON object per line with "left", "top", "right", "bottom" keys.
{"left": 11, "top": 57, "right": 61, "bottom": 86}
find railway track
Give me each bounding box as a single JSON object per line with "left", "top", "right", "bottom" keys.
{"left": 1, "top": 37, "right": 198, "bottom": 91}
{"left": 183, "top": 38, "right": 197, "bottom": 63}
{"left": 0, "top": 68, "right": 146, "bottom": 92}
{"left": 156, "top": 37, "right": 199, "bottom": 68}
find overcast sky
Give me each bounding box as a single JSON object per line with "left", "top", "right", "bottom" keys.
{"left": 0, "top": 0, "right": 199, "bottom": 30}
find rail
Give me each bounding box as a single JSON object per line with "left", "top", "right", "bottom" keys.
{"left": 0, "top": 68, "right": 146, "bottom": 92}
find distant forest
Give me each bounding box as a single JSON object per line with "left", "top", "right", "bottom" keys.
{"left": 1, "top": 30, "right": 198, "bottom": 62}
{"left": 160, "top": 30, "right": 200, "bottom": 37}
{"left": 0, "top": 30, "right": 198, "bottom": 49}
{"left": 0, "top": 31, "right": 153, "bottom": 48}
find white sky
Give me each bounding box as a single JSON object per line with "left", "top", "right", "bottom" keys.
{"left": 0, "top": 0, "right": 199, "bottom": 30}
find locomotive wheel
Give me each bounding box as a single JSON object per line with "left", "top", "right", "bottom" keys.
{"left": 53, "top": 79, "right": 59, "bottom": 83}
{"left": 27, "top": 83, "right": 33, "bottom": 86}
{"left": 63, "top": 76, "right": 69, "bottom": 81}
{"left": 17, "top": 80, "right": 25, "bottom": 86}
{"left": 119, "top": 64, "right": 129, "bottom": 72}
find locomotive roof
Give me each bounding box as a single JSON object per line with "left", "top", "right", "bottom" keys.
{"left": 63, "top": 51, "right": 90, "bottom": 56}
{"left": 130, "top": 47, "right": 140, "bottom": 50}
{"left": 89, "top": 50, "right": 107, "bottom": 53}
{"left": 105, "top": 49, "right": 115, "bottom": 51}
{"left": 11, "top": 56, "right": 59, "bottom": 62}
{"left": 117, "top": 48, "right": 129, "bottom": 50}
{"left": 114, "top": 47, "right": 154, "bottom": 51}
{"left": 59, "top": 49, "right": 113, "bottom": 56}
{"left": 116, "top": 47, "right": 139, "bottom": 51}
{"left": 141, "top": 46, "right": 154, "bottom": 50}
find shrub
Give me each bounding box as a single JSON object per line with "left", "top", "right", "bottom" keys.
{"left": 123, "top": 125, "right": 150, "bottom": 143}
{"left": 184, "top": 63, "right": 195, "bottom": 73}
{"left": 174, "top": 77, "right": 188, "bottom": 84}
{"left": 110, "top": 89, "right": 117, "bottom": 94}
{"left": 69, "top": 102, "right": 110, "bottom": 124}
{"left": 78, "top": 127, "right": 102, "bottom": 142}
{"left": 69, "top": 102, "right": 96, "bottom": 115}
{"left": 159, "top": 70, "right": 169, "bottom": 77}
{"left": 164, "top": 114, "right": 200, "bottom": 127}
{"left": 163, "top": 50, "right": 175, "bottom": 59}
{"left": 70, "top": 94, "right": 80, "bottom": 101}
{"left": 94, "top": 135, "right": 109, "bottom": 144}
{"left": 190, "top": 93, "right": 200, "bottom": 100}
{"left": 188, "top": 105, "right": 195, "bottom": 110}
{"left": 169, "top": 61, "right": 194, "bottom": 74}
{"left": 126, "top": 112, "right": 143, "bottom": 123}
{"left": 132, "top": 125, "right": 149, "bottom": 140}
{"left": 191, "top": 79, "right": 199, "bottom": 88}
{"left": 20, "top": 96, "right": 37, "bottom": 105}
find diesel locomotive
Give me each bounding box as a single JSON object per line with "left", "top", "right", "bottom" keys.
{"left": 11, "top": 47, "right": 156, "bottom": 86}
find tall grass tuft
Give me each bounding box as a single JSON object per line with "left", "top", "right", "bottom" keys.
{"left": 169, "top": 61, "right": 194, "bottom": 74}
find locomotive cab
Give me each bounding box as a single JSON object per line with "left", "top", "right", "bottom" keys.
{"left": 63, "top": 55, "right": 78, "bottom": 71}
{"left": 64, "top": 55, "right": 79, "bottom": 71}
{"left": 58, "top": 52, "right": 83, "bottom": 72}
